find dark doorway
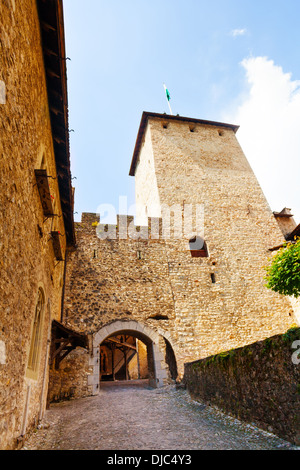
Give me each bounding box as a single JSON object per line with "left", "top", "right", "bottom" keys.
{"left": 100, "top": 334, "right": 149, "bottom": 382}
{"left": 164, "top": 338, "right": 178, "bottom": 381}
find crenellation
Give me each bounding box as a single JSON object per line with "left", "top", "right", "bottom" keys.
{"left": 80, "top": 212, "right": 165, "bottom": 240}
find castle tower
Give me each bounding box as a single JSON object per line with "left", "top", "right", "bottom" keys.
{"left": 129, "top": 112, "right": 295, "bottom": 365}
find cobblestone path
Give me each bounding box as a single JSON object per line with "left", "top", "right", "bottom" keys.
{"left": 23, "top": 381, "right": 296, "bottom": 450}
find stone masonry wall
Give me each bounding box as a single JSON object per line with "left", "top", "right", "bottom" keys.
{"left": 62, "top": 208, "right": 296, "bottom": 387}
{"left": 183, "top": 327, "right": 300, "bottom": 445}
{"left": 0, "top": 0, "right": 68, "bottom": 449}
{"left": 62, "top": 213, "right": 178, "bottom": 382}
{"left": 290, "top": 297, "right": 300, "bottom": 326}
{"left": 48, "top": 348, "right": 92, "bottom": 403}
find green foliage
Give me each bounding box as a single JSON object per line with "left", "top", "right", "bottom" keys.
{"left": 262, "top": 337, "right": 274, "bottom": 353}
{"left": 265, "top": 238, "right": 300, "bottom": 298}
{"left": 282, "top": 326, "right": 300, "bottom": 344}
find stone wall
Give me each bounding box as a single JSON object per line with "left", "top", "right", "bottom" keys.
{"left": 63, "top": 213, "right": 179, "bottom": 380}
{"left": 183, "top": 328, "right": 300, "bottom": 445}
{"left": 63, "top": 213, "right": 175, "bottom": 334}
{"left": 48, "top": 348, "right": 92, "bottom": 403}
{"left": 290, "top": 297, "right": 300, "bottom": 326}
{"left": 61, "top": 209, "right": 296, "bottom": 386}
{"left": 0, "top": 0, "right": 69, "bottom": 449}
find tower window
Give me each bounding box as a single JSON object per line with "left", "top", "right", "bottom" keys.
{"left": 189, "top": 236, "right": 208, "bottom": 258}
{"left": 162, "top": 122, "right": 169, "bottom": 129}
{"left": 211, "top": 273, "right": 216, "bottom": 283}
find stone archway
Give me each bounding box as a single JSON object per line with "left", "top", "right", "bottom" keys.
{"left": 88, "top": 320, "right": 170, "bottom": 395}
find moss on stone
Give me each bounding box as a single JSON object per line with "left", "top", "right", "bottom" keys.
{"left": 282, "top": 327, "right": 300, "bottom": 344}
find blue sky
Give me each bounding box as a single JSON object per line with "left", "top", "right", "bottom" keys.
{"left": 63, "top": 0, "right": 300, "bottom": 224}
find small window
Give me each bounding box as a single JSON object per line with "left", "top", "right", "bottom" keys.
{"left": 27, "top": 289, "right": 45, "bottom": 377}
{"left": 162, "top": 122, "right": 169, "bottom": 129}
{"left": 211, "top": 273, "right": 216, "bottom": 284}
{"left": 218, "top": 130, "right": 224, "bottom": 136}
{"left": 148, "top": 315, "right": 169, "bottom": 321}
{"left": 137, "top": 250, "right": 142, "bottom": 260}
{"left": 189, "top": 125, "right": 196, "bottom": 133}
{"left": 189, "top": 236, "right": 208, "bottom": 258}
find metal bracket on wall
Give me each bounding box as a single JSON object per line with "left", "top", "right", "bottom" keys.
{"left": 43, "top": 213, "right": 62, "bottom": 224}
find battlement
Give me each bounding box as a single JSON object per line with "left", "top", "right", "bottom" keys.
{"left": 80, "top": 212, "right": 100, "bottom": 224}
{"left": 79, "top": 212, "right": 164, "bottom": 240}
{"left": 78, "top": 212, "right": 205, "bottom": 242}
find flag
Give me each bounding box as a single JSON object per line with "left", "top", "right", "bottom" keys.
{"left": 163, "top": 83, "right": 173, "bottom": 115}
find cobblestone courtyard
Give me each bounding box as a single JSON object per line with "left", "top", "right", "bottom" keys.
{"left": 23, "top": 381, "right": 297, "bottom": 451}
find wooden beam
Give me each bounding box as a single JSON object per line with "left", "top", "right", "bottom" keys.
{"left": 105, "top": 337, "right": 137, "bottom": 351}
{"left": 59, "top": 346, "right": 76, "bottom": 363}
{"left": 41, "top": 21, "right": 57, "bottom": 32}
{"left": 50, "top": 104, "right": 64, "bottom": 115}
{"left": 52, "top": 338, "right": 72, "bottom": 359}
{"left": 46, "top": 68, "right": 60, "bottom": 79}
{"left": 44, "top": 47, "right": 59, "bottom": 57}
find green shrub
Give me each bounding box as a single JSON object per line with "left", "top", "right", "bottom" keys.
{"left": 265, "top": 239, "right": 300, "bottom": 298}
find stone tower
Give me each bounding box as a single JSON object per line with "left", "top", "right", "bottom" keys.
{"left": 129, "top": 112, "right": 294, "bottom": 363}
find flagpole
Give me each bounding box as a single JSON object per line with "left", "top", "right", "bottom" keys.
{"left": 163, "top": 83, "right": 173, "bottom": 115}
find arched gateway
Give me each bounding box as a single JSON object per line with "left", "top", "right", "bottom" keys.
{"left": 88, "top": 320, "right": 176, "bottom": 394}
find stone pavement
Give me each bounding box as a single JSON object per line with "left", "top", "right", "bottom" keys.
{"left": 23, "top": 380, "right": 297, "bottom": 450}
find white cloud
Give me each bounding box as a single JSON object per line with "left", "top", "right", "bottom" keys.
{"left": 230, "top": 28, "right": 247, "bottom": 37}
{"left": 224, "top": 56, "right": 300, "bottom": 224}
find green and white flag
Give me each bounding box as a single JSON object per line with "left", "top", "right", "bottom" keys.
{"left": 163, "top": 84, "right": 173, "bottom": 114}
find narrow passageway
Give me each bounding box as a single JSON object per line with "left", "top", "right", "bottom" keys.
{"left": 23, "top": 382, "right": 295, "bottom": 450}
